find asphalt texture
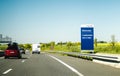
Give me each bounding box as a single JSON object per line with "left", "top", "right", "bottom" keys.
{"left": 0, "top": 52, "right": 120, "bottom": 76}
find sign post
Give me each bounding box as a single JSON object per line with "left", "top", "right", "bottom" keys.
{"left": 81, "top": 24, "right": 94, "bottom": 52}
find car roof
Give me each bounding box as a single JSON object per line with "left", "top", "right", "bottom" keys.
{"left": 7, "top": 42, "right": 19, "bottom": 50}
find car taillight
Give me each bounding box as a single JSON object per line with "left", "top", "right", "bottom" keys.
{"left": 5, "top": 50, "right": 9, "bottom": 54}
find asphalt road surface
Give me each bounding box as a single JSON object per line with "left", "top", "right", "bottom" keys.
{"left": 0, "top": 52, "right": 120, "bottom": 76}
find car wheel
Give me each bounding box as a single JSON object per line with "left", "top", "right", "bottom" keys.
{"left": 32, "top": 52, "right": 34, "bottom": 54}
{"left": 4, "top": 56, "right": 8, "bottom": 59}
{"left": 38, "top": 52, "right": 40, "bottom": 54}
{"left": 18, "top": 56, "right": 22, "bottom": 59}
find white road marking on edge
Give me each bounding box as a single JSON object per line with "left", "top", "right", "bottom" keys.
{"left": 49, "top": 55, "right": 84, "bottom": 76}
{"left": 3, "top": 69, "right": 12, "bottom": 74}
{"left": 22, "top": 60, "right": 25, "bottom": 63}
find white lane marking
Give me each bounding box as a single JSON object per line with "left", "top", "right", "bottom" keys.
{"left": 49, "top": 55, "right": 84, "bottom": 76}
{"left": 22, "top": 60, "right": 25, "bottom": 63}
{"left": 3, "top": 69, "right": 12, "bottom": 74}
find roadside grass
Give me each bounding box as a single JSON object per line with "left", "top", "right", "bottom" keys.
{"left": 42, "top": 43, "right": 120, "bottom": 54}
{"left": 42, "top": 45, "right": 80, "bottom": 52}
{"left": 94, "top": 43, "right": 120, "bottom": 54}
{"left": 42, "top": 43, "right": 120, "bottom": 61}
{"left": 54, "top": 45, "right": 80, "bottom": 52}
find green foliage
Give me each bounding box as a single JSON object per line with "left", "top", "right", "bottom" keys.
{"left": 50, "top": 41, "right": 55, "bottom": 50}
{"left": 41, "top": 42, "right": 81, "bottom": 52}
{"left": 0, "top": 44, "right": 7, "bottom": 51}
{"left": 66, "top": 42, "right": 73, "bottom": 49}
{"left": 40, "top": 43, "right": 52, "bottom": 51}
{"left": 111, "top": 35, "right": 116, "bottom": 47}
{"left": 94, "top": 43, "right": 120, "bottom": 54}
{"left": 69, "top": 46, "right": 80, "bottom": 52}
{"left": 24, "top": 44, "right": 32, "bottom": 50}
{"left": 18, "top": 44, "right": 25, "bottom": 48}
{"left": 41, "top": 41, "right": 120, "bottom": 54}
{"left": 94, "top": 38, "right": 97, "bottom": 47}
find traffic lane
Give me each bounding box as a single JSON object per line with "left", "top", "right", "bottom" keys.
{"left": 4, "top": 53, "right": 78, "bottom": 76}
{"left": 0, "top": 54, "right": 30, "bottom": 76}
{"left": 0, "top": 51, "right": 4, "bottom": 57}
{"left": 49, "top": 53, "right": 120, "bottom": 76}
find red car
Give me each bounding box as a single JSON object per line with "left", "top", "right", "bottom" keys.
{"left": 4, "top": 43, "right": 22, "bottom": 59}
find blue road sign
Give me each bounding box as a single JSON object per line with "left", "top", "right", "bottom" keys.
{"left": 81, "top": 24, "right": 94, "bottom": 50}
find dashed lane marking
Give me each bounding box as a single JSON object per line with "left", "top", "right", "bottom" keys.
{"left": 22, "top": 60, "right": 25, "bottom": 63}
{"left": 3, "top": 69, "right": 12, "bottom": 74}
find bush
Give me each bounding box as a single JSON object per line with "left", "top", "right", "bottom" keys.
{"left": 94, "top": 44, "right": 120, "bottom": 54}
{"left": 70, "top": 46, "right": 80, "bottom": 52}
{"left": 0, "top": 45, "right": 7, "bottom": 51}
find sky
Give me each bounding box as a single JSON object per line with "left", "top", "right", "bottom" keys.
{"left": 0, "top": 0, "right": 120, "bottom": 44}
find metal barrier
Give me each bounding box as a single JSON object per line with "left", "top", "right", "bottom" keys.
{"left": 51, "top": 51, "right": 120, "bottom": 63}
{"left": 89, "top": 54, "right": 120, "bottom": 63}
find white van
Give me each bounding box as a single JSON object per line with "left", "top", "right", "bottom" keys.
{"left": 32, "top": 44, "right": 40, "bottom": 54}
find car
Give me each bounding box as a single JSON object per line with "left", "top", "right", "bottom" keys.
{"left": 4, "top": 42, "right": 22, "bottom": 59}
{"left": 19, "top": 48, "right": 25, "bottom": 54}
{"left": 32, "top": 50, "right": 40, "bottom": 54}
{"left": 32, "top": 44, "right": 41, "bottom": 54}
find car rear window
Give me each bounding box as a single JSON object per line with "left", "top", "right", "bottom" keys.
{"left": 7, "top": 45, "right": 19, "bottom": 50}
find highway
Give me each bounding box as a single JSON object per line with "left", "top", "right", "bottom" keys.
{"left": 0, "top": 52, "right": 120, "bottom": 76}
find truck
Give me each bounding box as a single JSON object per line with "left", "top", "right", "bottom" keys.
{"left": 32, "top": 44, "right": 41, "bottom": 54}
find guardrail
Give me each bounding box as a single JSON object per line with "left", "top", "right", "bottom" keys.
{"left": 89, "top": 54, "right": 120, "bottom": 63}
{"left": 48, "top": 51, "right": 120, "bottom": 63}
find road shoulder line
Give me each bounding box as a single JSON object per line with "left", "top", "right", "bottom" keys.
{"left": 49, "top": 55, "right": 84, "bottom": 76}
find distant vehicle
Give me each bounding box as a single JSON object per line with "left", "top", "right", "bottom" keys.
{"left": 19, "top": 48, "right": 25, "bottom": 54}
{"left": 4, "top": 42, "right": 22, "bottom": 59}
{"left": 32, "top": 44, "right": 40, "bottom": 54}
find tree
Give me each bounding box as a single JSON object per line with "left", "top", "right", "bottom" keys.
{"left": 50, "top": 41, "right": 55, "bottom": 50}
{"left": 111, "top": 35, "right": 116, "bottom": 47}
{"left": 40, "top": 44, "right": 46, "bottom": 51}
{"left": 24, "top": 44, "right": 31, "bottom": 50}
{"left": 19, "top": 44, "right": 25, "bottom": 48}
{"left": 66, "top": 42, "right": 72, "bottom": 49}
{"left": 94, "top": 38, "right": 97, "bottom": 47}
{"left": 57, "top": 41, "right": 63, "bottom": 47}
{"left": 76, "top": 42, "right": 81, "bottom": 46}
{"left": 97, "top": 41, "right": 107, "bottom": 43}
